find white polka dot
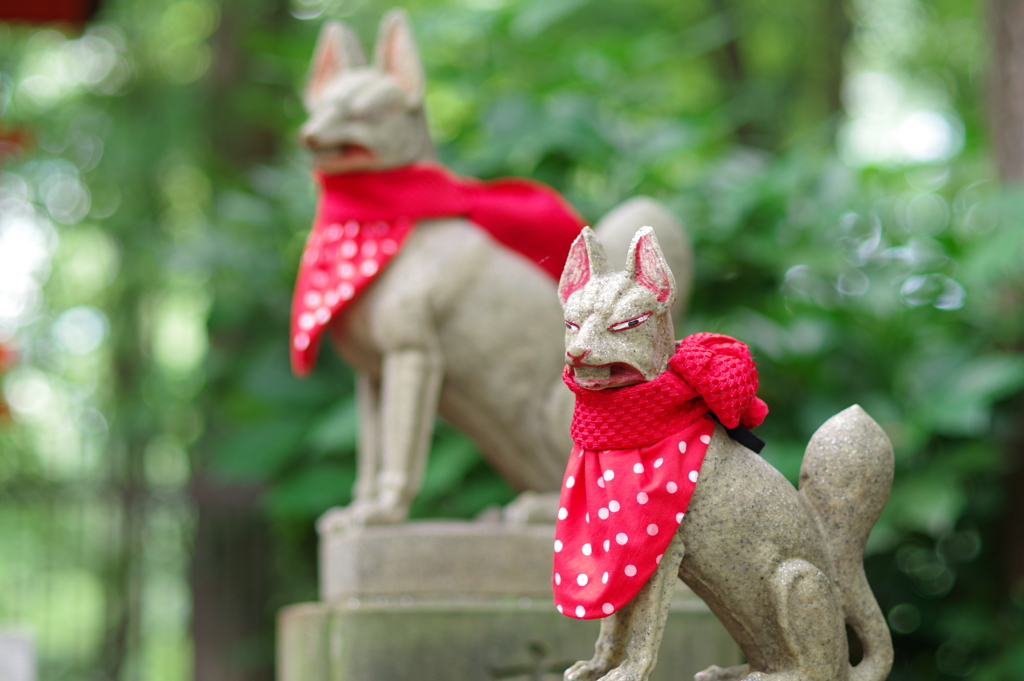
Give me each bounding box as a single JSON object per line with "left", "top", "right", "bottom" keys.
{"left": 602, "top": 572, "right": 609, "bottom": 584}
{"left": 647, "top": 524, "right": 659, "bottom": 536}
{"left": 701, "top": 434, "right": 712, "bottom": 444}
{"left": 360, "top": 260, "right": 379, "bottom": 277}
{"left": 586, "top": 513, "right": 590, "bottom": 523}
{"left": 299, "top": 312, "right": 316, "bottom": 330}
{"left": 633, "top": 463, "right": 644, "bottom": 474}
{"left": 558, "top": 507, "right": 568, "bottom": 520}
{"left": 315, "top": 306, "right": 331, "bottom": 323}
{"left": 602, "top": 603, "right": 614, "bottom": 615}
{"left": 381, "top": 238, "right": 398, "bottom": 254}
{"left": 656, "top": 554, "right": 663, "bottom": 564}
{"left": 667, "top": 481, "right": 678, "bottom": 493}
{"left": 603, "top": 470, "right": 615, "bottom": 481}
{"left": 293, "top": 333, "right": 310, "bottom": 350}
{"left": 597, "top": 477, "right": 605, "bottom": 488}
{"left": 624, "top": 565, "right": 637, "bottom": 577}
{"left": 654, "top": 458, "right": 664, "bottom": 468}
{"left": 676, "top": 512, "right": 684, "bottom": 523}
{"left": 344, "top": 221, "right": 359, "bottom": 237}
{"left": 598, "top": 508, "right": 609, "bottom": 520}
{"left": 689, "top": 470, "right": 699, "bottom": 483}
{"left": 303, "top": 250, "right": 318, "bottom": 265}
{"left": 341, "top": 240, "right": 358, "bottom": 258}
{"left": 637, "top": 492, "right": 649, "bottom": 504}
{"left": 609, "top": 500, "right": 620, "bottom": 512}
{"left": 576, "top": 605, "right": 585, "bottom": 618}
{"left": 616, "top": 533, "right": 628, "bottom": 545}
{"left": 337, "top": 262, "right": 355, "bottom": 278}
{"left": 678, "top": 441, "right": 687, "bottom": 453}
{"left": 304, "top": 291, "right": 323, "bottom": 308}
{"left": 324, "top": 290, "right": 339, "bottom": 306}
{"left": 566, "top": 476, "right": 575, "bottom": 488}
{"left": 582, "top": 543, "right": 592, "bottom": 556}
{"left": 313, "top": 271, "right": 329, "bottom": 288}
{"left": 603, "top": 540, "right": 610, "bottom": 551}
{"left": 554, "top": 540, "right": 563, "bottom": 552}
{"left": 557, "top": 605, "right": 563, "bottom": 614}
{"left": 338, "top": 283, "right": 355, "bottom": 301}
{"left": 577, "top": 574, "right": 588, "bottom": 586}
{"left": 555, "top": 573, "right": 561, "bottom": 585}
{"left": 362, "top": 240, "right": 378, "bottom": 258}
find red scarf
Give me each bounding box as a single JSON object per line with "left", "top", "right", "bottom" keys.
{"left": 553, "top": 333, "right": 767, "bottom": 619}
{"left": 290, "top": 164, "right": 586, "bottom": 376}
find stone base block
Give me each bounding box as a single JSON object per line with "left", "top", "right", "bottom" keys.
{"left": 279, "top": 521, "right": 741, "bottom": 681}
{"left": 278, "top": 594, "right": 740, "bottom": 681}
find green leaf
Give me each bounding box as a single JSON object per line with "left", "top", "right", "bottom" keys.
{"left": 305, "top": 397, "right": 358, "bottom": 455}
{"left": 267, "top": 463, "right": 354, "bottom": 519}
{"left": 210, "top": 420, "right": 309, "bottom": 480}
{"left": 510, "top": 0, "right": 592, "bottom": 39}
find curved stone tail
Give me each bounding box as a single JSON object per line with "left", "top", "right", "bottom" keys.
{"left": 799, "top": 405, "right": 894, "bottom": 681}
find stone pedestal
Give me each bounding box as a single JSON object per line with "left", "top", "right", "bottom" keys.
{"left": 278, "top": 521, "right": 740, "bottom": 681}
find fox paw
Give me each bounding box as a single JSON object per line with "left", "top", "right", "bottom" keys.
{"left": 316, "top": 500, "right": 408, "bottom": 534}
{"left": 597, "top": 667, "right": 645, "bottom": 681}
{"left": 504, "top": 491, "right": 561, "bottom": 524}
{"left": 564, "top": 660, "right": 612, "bottom": 681}
{"left": 695, "top": 665, "right": 749, "bottom": 681}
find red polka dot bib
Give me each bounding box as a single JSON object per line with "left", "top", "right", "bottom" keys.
{"left": 554, "top": 333, "right": 768, "bottom": 619}
{"left": 290, "top": 164, "right": 586, "bottom": 376}
{"left": 553, "top": 417, "right": 715, "bottom": 619}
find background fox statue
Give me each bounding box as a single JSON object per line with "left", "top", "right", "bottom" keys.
{"left": 554, "top": 226, "right": 894, "bottom": 681}
{"left": 295, "top": 9, "right": 693, "bottom": 529}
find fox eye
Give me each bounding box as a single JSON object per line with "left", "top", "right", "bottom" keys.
{"left": 609, "top": 312, "right": 652, "bottom": 332}
{"left": 565, "top": 320, "right": 580, "bottom": 331}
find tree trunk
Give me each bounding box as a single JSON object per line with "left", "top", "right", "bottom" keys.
{"left": 989, "top": 0, "right": 1024, "bottom": 593}
{"left": 990, "top": 0, "right": 1024, "bottom": 180}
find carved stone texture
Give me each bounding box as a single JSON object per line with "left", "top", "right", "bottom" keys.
{"left": 278, "top": 521, "right": 740, "bottom": 681}
{"left": 295, "top": 10, "right": 692, "bottom": 529}
{"left": 556, "top": 227, "right": 894, "bottom": 681}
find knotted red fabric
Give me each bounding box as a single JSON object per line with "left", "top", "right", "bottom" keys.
{"left": 553, "top": 333, "right": 767, "bottom": 619}
{"left": 291, "top": 163, "right": 586, "bottom": 376}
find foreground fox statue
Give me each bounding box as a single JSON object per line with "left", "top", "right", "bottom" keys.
{"left": 293, "top": 11, "right": 692, "bottom": 528}
{"left": 554, "top": 226, "right": 894, "bottom": 681}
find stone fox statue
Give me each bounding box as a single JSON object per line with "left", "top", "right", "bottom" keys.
{"left": 553, "top": 226, "right": 894, "bottom": 681}
{"left": 294, "top": 10, "right": 692, "bottom": 529}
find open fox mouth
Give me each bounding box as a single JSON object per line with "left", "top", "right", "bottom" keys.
{"left": 314, "top": 143, "right": 374, "bottom": 161}
{"left": 570, "top": 362, "right": 646, "bottom": 390}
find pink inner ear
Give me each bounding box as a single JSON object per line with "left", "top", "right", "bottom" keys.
{"left": 311, "top": 41, "right": 340, "bottom": 98}
{"left": 559, "top": 238, "right": 591, "bottom": 304}
{"left": 633, "top": 235, "right": 672, "bottom": 303}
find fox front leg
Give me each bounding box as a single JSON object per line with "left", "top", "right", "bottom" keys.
{"left": 600, "top": 529, "right": 686, "bottom": 681}
{"left": 564, "top": 599, "right": 637, "bottom": 681}
{"left": 352, "top": 372, "right": 381, "bottom": 505}
{"left": 361, "top": 347, "right": 444, "bottom": 524}
{"left": 317, "top": 372, "right": 383, "bottom": 534}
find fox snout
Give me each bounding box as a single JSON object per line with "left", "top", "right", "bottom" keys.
{"left": 566, "top": 347, "right": 592, "bottom": 367}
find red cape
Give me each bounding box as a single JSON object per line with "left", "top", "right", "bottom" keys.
{"left": 290, "top": 163, "right": 587, "bottom": 376}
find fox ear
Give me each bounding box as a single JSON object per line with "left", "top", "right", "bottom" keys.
{"left": 305, "top": 20, "right": 366, "bottom": 108}
{"left": 625, "top": 226, "right": 676, "bottom": 308}
{"left": 375, "top": 8, "right": 425, "bottom": 105}
{"left": 559, "top": 227, "right": 610, "bottom": 306}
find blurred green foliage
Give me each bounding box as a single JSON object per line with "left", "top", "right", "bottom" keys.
{"left": 1, "top": 0, "right": 1023, "bottom": 679}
